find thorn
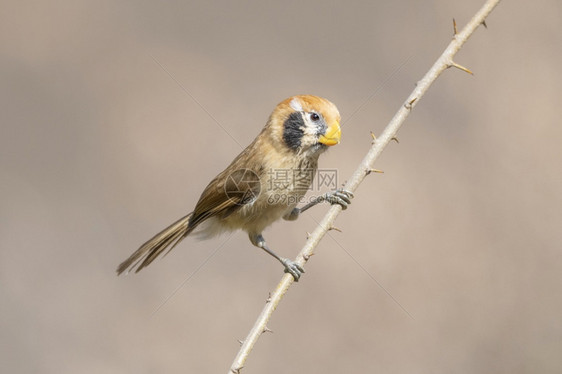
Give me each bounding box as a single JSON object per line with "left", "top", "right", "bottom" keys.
{"left": 306, "top": 231, "right": 311, "bottom": 239}
{"left": 404, "top": 97, "right": 417, "bottom": 110}
{"left": 453, "top": 18, "right": 458, "bottom": 35}
{"left": 237, "top": 340, "right": 244, "bottom": 346}
{"left": 391, "top": 137, "right": 400, "bottom": 144}
{"left": 329, "top": 226, "right": 342, "bottom": 233}
{"left": 450, "top": 61, "right": 474, "bottom": 75}
{"left": 370, "top": 131, "right": 376, "bottom": 142}
{"left": 482, "top": 20, "right": 487, "bottom": 28}
{"left": 303, "top": 253, "right": 315, "bottom": 261}
{"left": 263, "top": 326, "right": 273, "bottom": 334}
{"left": 366, "top": 168, "right": 384, "bottom": 175}
{"left": 231, "top": 367, "right": 243, "bottom": 374}
{"left": 266, "top": 292, "right": 272, "bottom": 303}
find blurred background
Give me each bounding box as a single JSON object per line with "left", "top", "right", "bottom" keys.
{"left": 2, "top": 0, "right": 561, "bottom": 373}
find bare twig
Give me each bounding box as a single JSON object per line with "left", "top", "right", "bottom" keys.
{"left": 227, "top": 0, "right": 502, "bottom": 372}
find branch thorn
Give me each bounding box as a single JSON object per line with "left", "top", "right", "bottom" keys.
{"left": 391, "top": 137, "right": 400, "bottom": 144}
{"left": 262, "top": 326, "right": 273, "bottom": 334}
{"left": 366, "top": 168, "right": 384, "bottom": 175}
{"left": 482, "top": 20, "right": 488, "bottom": 28}
{"left": 302, "top": 253, "right": 315, "bottom": 261}
{"left": 404, "top": 97, "right": 417, "bottom": 109}
{"left": 453, "top": 18, "right": 458, "bottom": 35}
{"left": 329, "top": 226, "right": 342, "bottom": 233}
{"left": 450, "top": 61, "right": 474, "bottom": 75}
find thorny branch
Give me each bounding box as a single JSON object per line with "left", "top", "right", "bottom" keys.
{"left": 228, "top": 0, "right": 502, "bottom": 372}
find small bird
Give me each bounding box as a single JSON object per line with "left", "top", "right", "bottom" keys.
{"left": 117, "top": 95, "right": 352, "bottom": 280}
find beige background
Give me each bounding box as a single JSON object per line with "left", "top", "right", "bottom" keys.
{"left": 2, "top": 1, "right": 561, "bottom": 373}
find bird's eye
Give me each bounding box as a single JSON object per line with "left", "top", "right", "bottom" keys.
{"left": 309, "top": 113, "right": 320, "bottom": 121}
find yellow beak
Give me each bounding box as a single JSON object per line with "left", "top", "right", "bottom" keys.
{"left": 318, "top": 121, "right": 342, "bottom": 146}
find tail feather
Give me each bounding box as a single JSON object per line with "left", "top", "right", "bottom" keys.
{"left": 117, "top": 213, "right": 194, "bottom": 275}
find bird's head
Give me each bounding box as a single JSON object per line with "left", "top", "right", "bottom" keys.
{"left": 265, "top": 95, "right": 342, "bottom": 158}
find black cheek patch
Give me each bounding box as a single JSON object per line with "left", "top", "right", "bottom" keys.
{"left": 283, "top": 112, "right": 304, "bottom": 150}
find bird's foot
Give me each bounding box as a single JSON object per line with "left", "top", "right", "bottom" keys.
{"left": 324, "top": 189, "right": 354, "bottom": 210}
{"left": 281, "top": 258, "right": 305, "bottom": 281}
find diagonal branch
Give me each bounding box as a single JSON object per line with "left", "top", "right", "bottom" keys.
{"left": 228, "top": 0, "right": 502, "bottom": 372}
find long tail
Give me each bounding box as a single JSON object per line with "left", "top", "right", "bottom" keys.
{"left": 117, "top": 213, "right": 194, "bottom": 275}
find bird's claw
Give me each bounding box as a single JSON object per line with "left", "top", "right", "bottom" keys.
{"left": 281, "top": 258, "right": 305, "bottom": 281}
{"left": 325, "top": 189, "right": 354, "bottom": 210}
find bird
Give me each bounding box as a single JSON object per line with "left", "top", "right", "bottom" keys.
{"left": 116, "top": 95, "right": 352, "bottom": 281}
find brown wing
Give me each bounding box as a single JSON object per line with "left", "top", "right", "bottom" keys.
{"left": 189, "top": 150, "right": 262, "bottom": 228}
